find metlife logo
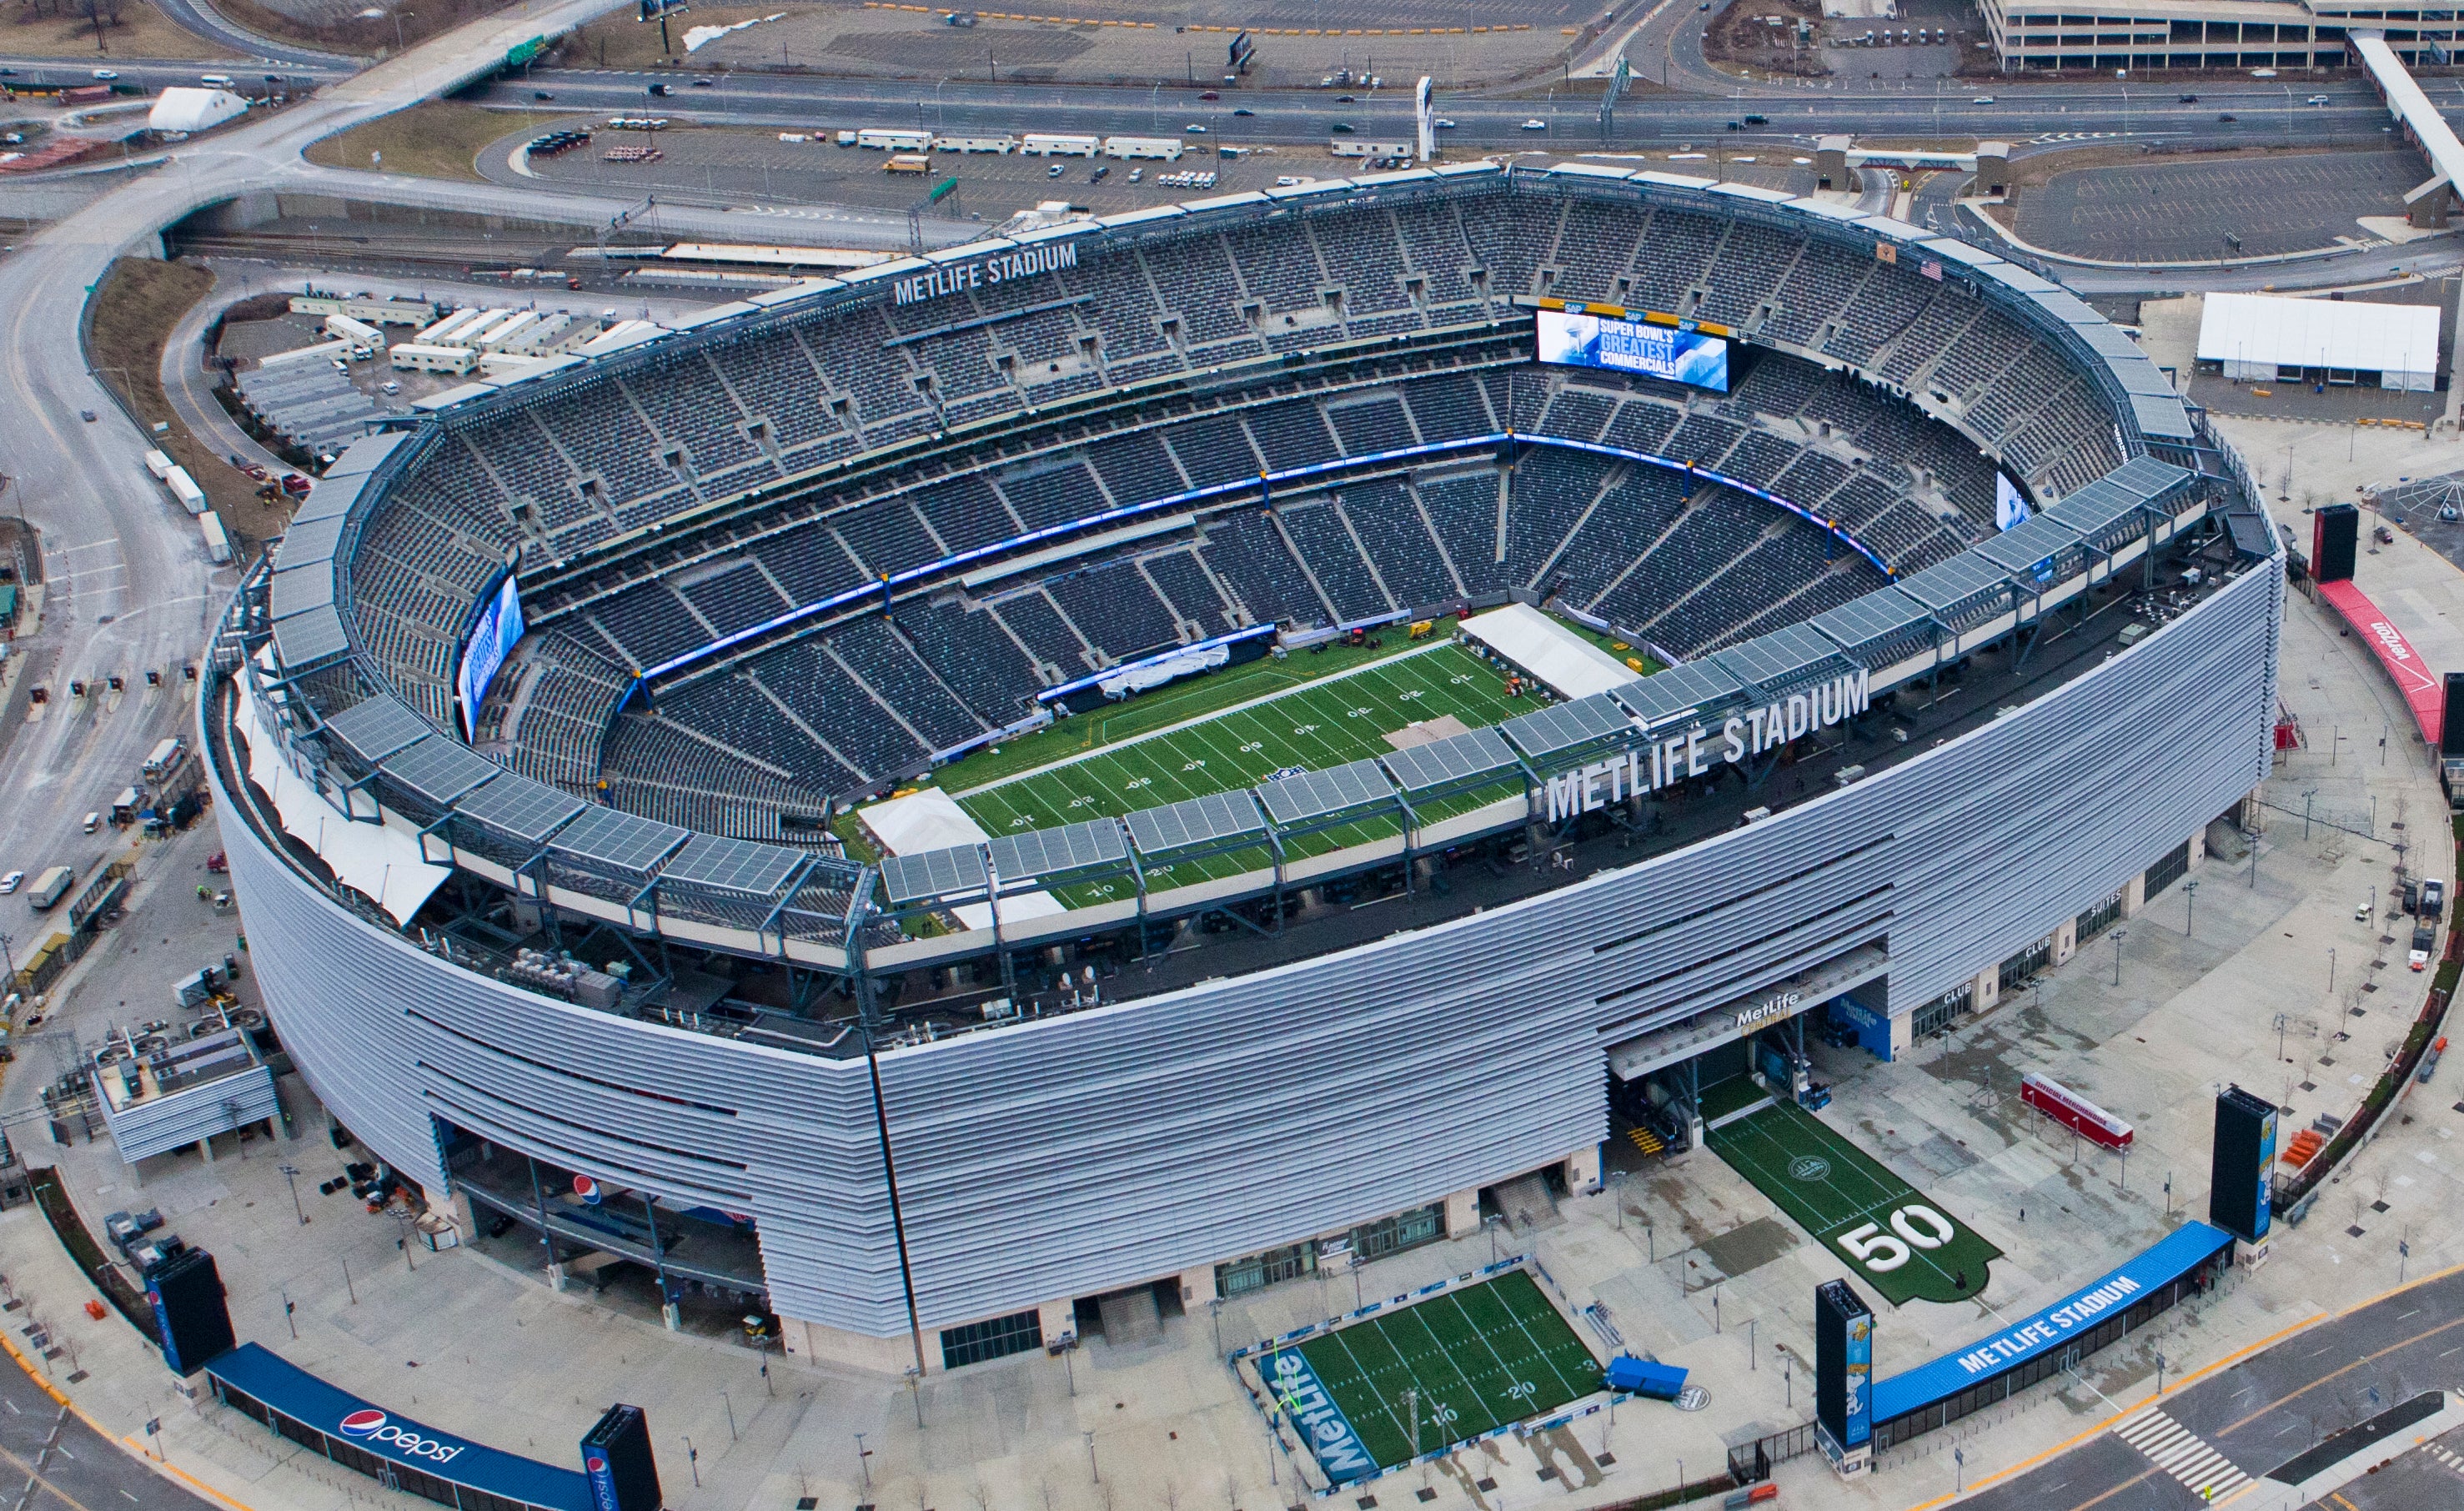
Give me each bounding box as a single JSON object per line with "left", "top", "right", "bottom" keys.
{"left": 338, "top": 1408, "right": 467, "bottom": 1464}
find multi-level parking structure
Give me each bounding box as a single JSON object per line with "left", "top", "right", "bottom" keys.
{"left": 205, "top": 160, "right": 2281, "bottom": 1376}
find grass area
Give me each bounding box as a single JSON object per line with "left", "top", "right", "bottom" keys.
{"left": 946, "top": 642, "right": 1533, "bottom": 895}
{"left": 209, "top": 0, "right": 513, "bottom": 58}
{"left": 1272, "top": 1270, "right": 1599, "bottom": 1483}
{"left": 1554, "top": 620, "right": 1664, "bottom": 678}
{"left": 561, "top": 3, "right": 787, "bottom": 72}
{"left": 0, "top": 0, "right": 237, "bottom": 59}
{"left": 88, "top": 258, "right": 283, "bottom": 547}
{"left": 1708, "top": 1099, "right": 2001, "bottom": 1308}
{"left": 304, "top": 102, "right": 565, "bottom": 182}
{"left": 941, "top": 636, "right": 1479, "bottom": 795}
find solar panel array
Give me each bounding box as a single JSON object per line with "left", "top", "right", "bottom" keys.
{"left": 987, "top": 820, "right": 1127, "bottom": 881}
{"left": 324, "top": 695, "right": 431, "bottom": 767}
{"left": 1255, "top": 758, "right": 1397, "bottom": 826}
{"left": 456, "top": 773, "right": 589, "bottom": 845}
{"left": 550, "top": 804, "right": 691, "bottom": 876}
{"left": 1500, "top": 695, "right": 1634, "bottom": 762}
{"left": 1126, "top": 791, "right": 1267, "bottom": 854}
{"left": 379, "top": 736, "right": 499, "bottom": 807}
{"left": 881, "top": 846, "right": 990, "bottom": 906}
{"left": 1378, "top": 726, "right": 1518, "bottom": 793}
{"left": 664, "top": 835, "right": 807, "bottom": 896}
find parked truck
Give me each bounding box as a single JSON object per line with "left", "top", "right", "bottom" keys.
{"left": 27, "top": 866, "right": 73, "bottom": 911}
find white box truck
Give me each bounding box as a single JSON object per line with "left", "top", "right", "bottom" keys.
{"left": 198, "top": 511, "right": 232, "bottom": 565}
{"left": 163, "top": 466, "right": 207, "bottom": 515}
{"left": 141, "top": 448, "right": 174, "bottom": 480}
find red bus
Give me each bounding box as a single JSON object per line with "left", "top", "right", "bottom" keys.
{"left": 2020, "top": 1072, "right": 2133, "bottom": 1150}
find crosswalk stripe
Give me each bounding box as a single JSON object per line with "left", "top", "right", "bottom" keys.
{"left": 2110, "top": 1409, "right": 2250, "bottom": 1495}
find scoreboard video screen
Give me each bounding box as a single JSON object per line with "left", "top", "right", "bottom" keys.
{"left": 1536, "top": 308, "right": 1729, "bottom": 392}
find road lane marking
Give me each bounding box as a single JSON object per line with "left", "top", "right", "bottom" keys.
{"left": 2112, "top": 1408, "right": 2251, "bottom": 1498}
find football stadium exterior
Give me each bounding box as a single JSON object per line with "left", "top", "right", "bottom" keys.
{"left": 206, "top": 160, "right": 2281, "bottom": 1372}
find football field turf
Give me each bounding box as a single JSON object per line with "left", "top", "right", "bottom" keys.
{"left": 1707, "top": 1099, "right": 2001, "bottom": 1307}
{"left": 951, "top": 642, "right": 1532, "bottom": 892}
{"left": 1267, "top": 1270, "right": 1601, "bottom": 1483}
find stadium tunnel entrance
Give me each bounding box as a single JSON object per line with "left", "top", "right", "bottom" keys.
{"left": 435, "top": 1121, "right": 777, "bottom": 1345}
{"left": 1605, "top": 943, "right": 1888, "bottom": 1159}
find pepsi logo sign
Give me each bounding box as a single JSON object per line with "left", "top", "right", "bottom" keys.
{"left": 334, "top": 1408, "right": 465, "bottom": 1463}
{"left": 573, "top": 1175, "right": 601, "bottom": 1205}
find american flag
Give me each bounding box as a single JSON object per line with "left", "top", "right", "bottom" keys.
{"left": 1920, "top": 259, "right": 1944, "bottom": 281}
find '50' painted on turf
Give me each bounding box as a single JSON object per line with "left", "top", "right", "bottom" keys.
{"left": 1838, "top": 1205, "right": 1956, "bottom": 1273}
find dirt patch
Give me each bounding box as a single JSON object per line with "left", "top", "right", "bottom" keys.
{"left": 203, "top": 0, "right": 513, "bottom": 58}
{"left": 86, "top": 257, "right": 284, "bottom": 549}
{"left": 1693, "top": 1213, "right": 1800, "bottom": 1278}
{"left": 0, "top": 0, "right": 239, "bottom": 59}
{"left": 304, "top": 100, "right": 563, "bottom": 182}
{"left": 1704, "top": 0, "right": 1828, "bottom": 79}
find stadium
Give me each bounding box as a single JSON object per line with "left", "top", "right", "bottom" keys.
{"left": 203, "top": 158, "right": 2281, "bottom": 1378}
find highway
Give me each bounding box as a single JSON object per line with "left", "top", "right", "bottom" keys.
{"left": 1960, "top": 1268, "right": 2464, "bottom": 1509}
{"left": 469, "top": 68, "right": 2422, "bottom": 152}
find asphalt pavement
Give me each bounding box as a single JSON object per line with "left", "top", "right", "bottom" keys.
{"left": 471, "top": 68, "right": 2417, "bottom": 153}
{"left": 0, "top": 1337, "right": 213, "bottom": 1511}
{"left": 1961, "top": 1267, "right": 2464, "bottom": 1510}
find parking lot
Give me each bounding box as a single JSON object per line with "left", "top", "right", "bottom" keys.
{"left": 2017, "top": 150, "right": 2425, "bottom": 260}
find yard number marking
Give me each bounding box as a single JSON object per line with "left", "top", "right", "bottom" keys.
{"left": 1837, "top": 1204, "right": 1956, "bottom": 1273}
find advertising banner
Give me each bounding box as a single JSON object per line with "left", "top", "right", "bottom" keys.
{"left": 1536, "top": 309, "right": 1729, "bottom": 392}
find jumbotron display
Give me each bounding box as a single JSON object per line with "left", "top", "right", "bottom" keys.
{"left": 209, "top": 162, "right": 2276, "bottom": 1380}
{"left": 1535, "top": 307, "right": 1729, "bottom": 390}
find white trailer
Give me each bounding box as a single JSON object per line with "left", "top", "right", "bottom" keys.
{"left": 164, "top": 467, "right": 207, "bottom": 516}
{"left": 1102, "top": 135, "right": 1183, "bottom": 160}
{"left": 855, "top": 128, "right": 934, "bottom": 151}
{"left": 1021, "top": 133, "right": 1101, "bottom": 157}
{"left": 1329, "top": 139, "right": 1413, "bottom": 160}
{"left": 389, "top": 343, "right": 479, "bottom": 374}
{"left": 324, "top": 312, "right": 385, "bottom": 348}
{"left": 141, "top": 448, "right": 174, "bottom": 480}
{"left": 931, "top": 133, "right": 1014, "bottom": 153}
{"left": 416, "top": 308, "right": 486, "bottom": 345}
{"left": 198, "top": 511, "right": 232, "bottom": 565}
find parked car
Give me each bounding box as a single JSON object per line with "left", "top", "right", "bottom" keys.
{"left": 0, "top": 871, "right": 22, "bottom": 896}
{"left": 2412, "top": 924, "right": 2436, "bottom": 970}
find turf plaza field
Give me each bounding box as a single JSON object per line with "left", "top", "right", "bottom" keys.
{"left": 1258, "top": 1270, "right": 1603, "bottom": 1485}
{"left": 1708, "top": 1100, "right": 2001, "bottom": 1306}
{"left": 950, "top": 641, "right": 1535, "bottom": 889}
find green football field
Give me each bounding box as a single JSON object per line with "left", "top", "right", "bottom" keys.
{"left": 1708, "top": 1099, "right": 2000, "bottom": 1307}
{"left": 948, "top": 642, "right": 1534, "bottom": 894}
{"left": 1267, "top": 1270, "right": 1601, "bottom": 1483}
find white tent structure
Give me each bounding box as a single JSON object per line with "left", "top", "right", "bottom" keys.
{"left": 148, "top": 88, "right": 248, "bottom": 135}
{"left": 1458, "top": 603, "right": 1645, "bottom": 700}
{"left": 2197, "top": 290, "right": 2441, "bottom": 392}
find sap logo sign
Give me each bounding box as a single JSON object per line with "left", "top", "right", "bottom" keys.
{"left": 338, "top": 1410, "right": 466, "bottom": 1464}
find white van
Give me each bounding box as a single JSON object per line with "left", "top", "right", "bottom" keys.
{"left": 199, "top": 73, "right": 234, "bottom": 86}
{"left": 81, "top": 811, "right": 99, "bottom": 834}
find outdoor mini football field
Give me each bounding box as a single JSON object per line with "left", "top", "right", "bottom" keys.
{"left": 1707, "top": 1098, "right": 2001, "bottom": 1307}
{"left": 1261, "top": 1269, "right": 1603, "bottom": 1483}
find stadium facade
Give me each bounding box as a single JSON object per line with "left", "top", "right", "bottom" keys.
{"left": 208, "top": 161, "right": 2281, "bottom": 1374}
